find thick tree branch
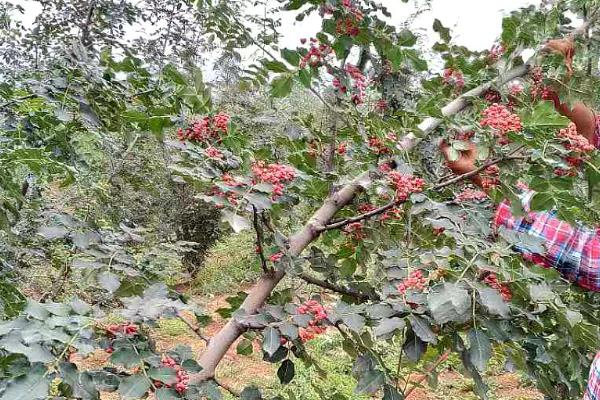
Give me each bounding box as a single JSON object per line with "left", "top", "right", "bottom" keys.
{"left": 193, "top": 173, "right": 373, "bottom": 381}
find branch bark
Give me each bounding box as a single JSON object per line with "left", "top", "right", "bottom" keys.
{"left": 299, "top": 272, "right": 378, "bottom": 301}
{"left": 194, "top": 174, "right": 372, "bottom": 381}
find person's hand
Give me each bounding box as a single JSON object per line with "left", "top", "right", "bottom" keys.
{"left": 542, "top": 37, "right": 575, "bottom": 75}
{"left": 439, "top": 139, "right": 483, "bottom": 187}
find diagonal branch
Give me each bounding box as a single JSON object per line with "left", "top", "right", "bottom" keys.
{"left": 299, "top": 272, "right": 379, "bottom": 301}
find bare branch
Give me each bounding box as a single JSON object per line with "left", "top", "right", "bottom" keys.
{"left": 299, "top": 272, "right": 378, "bottom": 301}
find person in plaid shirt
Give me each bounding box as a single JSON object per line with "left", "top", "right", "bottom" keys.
{"left": 441, "top": 37, "right": 600, "bottom": 399}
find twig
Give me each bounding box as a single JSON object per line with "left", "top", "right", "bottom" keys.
{"left": 434, "top": 146, "right": 526, "bottom": 189}
{"left": 318, "top": 200, "right": 397, "bottom": 232}
{"left": 298, "top": 272, "right": 378, "bottom": 301}
{"left": 177, "top": 314, "right": 209, "bottom": 344}
{"left": 318, "top": 147, "right": 526, "bottom": 233}
{"left": 404, "top": 350, "right": 451, "bottom": 398}
{"left": 252, "top": 206, "right": 269, "bottom": 273}
{"left": 0, "top": 94, "right": 37, "bottom": 109}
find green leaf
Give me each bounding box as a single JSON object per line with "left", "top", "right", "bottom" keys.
{"left": 403, "top": 329, "right": 426, "bottom": 362}
{"left": 433, "top": 19, "right": 451, "bottom": 42}
{"left": 237, "top": 339, "right": 254, "bottom": 356}
{"left": 398, "top": 29, "right": 417, "bottom": 47}
{"left": 408, "top": 315, "right": 437, "bottom": 344}
{"left": 281, "top": 49, "right": 300, "bottom": 66}
{"left": 262, "top": 327, "right": 281, "bottom": 357}
{"left": 148, "top": 368, "right": 177, "bottom": 385}
{"left": 263, "top": 60, "right": 290, "bottom": 73}
{"left": 355, "top": 369, "right": 385, "bottom": 394}
{"left": 277, "top": 359, "right": 295, "bottom": 384}
{"left": 404, "top": 49, "right": 427, "bottom": 71}
{"left": 181, "top": 359, "right": 202, "bottom": 373}
{"left": 97, "top": 271, "right": 120, "bottom": 293}
{"left": 155, "top": 388, "right": 179, "bottom": 400}
{"left": 118, "top": 375, "right": 152, "bottom": 400}
{"left": 240, "top": 386, "right": 263, "bottom": 400}
{"left": 427, "top": 283, "right": 471, "bottom": 324}
{"left": 0, "top": 365, "right": 49, "bottom": 400}
{"left": 162, "top": 64, "right": 187, "bottom": 85}
{"left": 529, "top": 283, "right": 555, "bottom": 303}
{"left": 520, "top": 101, "right": 569, "bottom": 130}
{"left": 222, "top": 211, "right": 251, "bottom": 233}
{"left": 373, "top": 317, "right": 405, "bottom": 339}
{"left": 477, "top": 287, "right": 510, "bottom": 318}
{"left": 297, "top": 69, "right": 311, "bottom": 88}
{"left": 270, "top": 74, "right": 294, "bottom": 98}
{"left": 468, "top": 329, "right": 491, "bottom": 372}
{"left": 383, "top": 385, "right": 404, "bottom": 400}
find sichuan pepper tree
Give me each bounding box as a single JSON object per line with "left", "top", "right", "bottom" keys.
{"left": 3, "top": 1, "right": 600, "bottom": 400}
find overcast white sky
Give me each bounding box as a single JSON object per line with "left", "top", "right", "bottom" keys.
{"left": 13, "top": 0, "right": 539, "bottom": 73}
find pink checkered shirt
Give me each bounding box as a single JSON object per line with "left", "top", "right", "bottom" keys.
{"left": 493, "top": 116, "right": 600, "bottom": 399}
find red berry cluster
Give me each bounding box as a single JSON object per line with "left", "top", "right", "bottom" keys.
{"left": 297, "top": 300, "right": 327, "bottom": 342}
{"left": 343, "top": 221, "right": 365, "bottom": 240}
{"left": 432, "top": 227, "right": 445, "bottom": 236}
{"left": 251, "top": 161, "right": 297, "bottom": 198}
{"left": 558, "top": 122, "right": 595, "bottom": 153}
{"left": 379, "top": 206, "right": 403, "bottom": 222}
{"left": 554, "top": 123, "right": 595, "bottom": 176}
{"left": 386, "top": 172, "right": 425, "bottom": 202}
{"left": 343, "top": 64, "right": 368, "bottom": 105}
{"left": 156, "top": 355, "right": 190, "bottom": 394}
{"left": 177, "top": 112, "right": 230, "bottom": 143}
{"left": 480, "top": 103, "right": 522, "bottom": 145}
{"left": 483, "top": 89, "right": 502, "bottom": 104}
{"left": 482, "top": 273, "right": 512, "bottom": 302}
{"left": 104, "top": 323, "right": 138, "bottom": 354}
{"left": 481, "top": 164, "right": 500, "bottom": 191}
{"left": 530, "top": 66, "right": 544, "bottom": 83}
{"left": 455, "top": 189, "right": 488, "bottom": 202}
{"left": 336, "top": 17, "right": 360, "bottom": 36}
{"left": 488, "top": 43, "right": 504, "bottom": 62}
{"left": 443, "top": 68, "right": 465, "bottom": 91}
{"left": 509, "top": 82, "right": 524, "bottom": 96}
{"left": 208, "top": 173, "right": 244, "bottom": 206}
{"left": 374, "top": 98, "right": 388, "bottom": 113}
{"left": 337, "top": 142, "right": 348, "bottom": 155}
{"left": 106, "top": 323, "right": 138, "bottom": 337}
{"left": 454, "top": 130, "right": 475, "bottom": 141}
{"left": 269, "top": 252, "right": 283, "bottom": 263}
{"left": 529, "top": 66, "right": 555, "bottom": 101}
{"left": 357, "top": 203, "right": 377, "bottom": 213}
{"left": 367, "top": 136, "right": 390, "bottom": 155}
{"left": 397, "top": 270, "right": 427, "bottom": 294}
{"left": 299, "top": 38, "right": 332, "bottom": 69}
{"left": 205, "top": 146, "right": 223, "bottom": 159}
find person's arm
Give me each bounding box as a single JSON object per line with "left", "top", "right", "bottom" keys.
{"left": 542, "top": 38, "right": 597, "bottom": 143}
